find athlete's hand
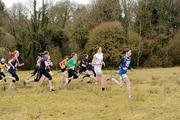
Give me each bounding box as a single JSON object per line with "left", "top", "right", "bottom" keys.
{"left": 102, "top": 62, "right": 105, "bottom": 67}
{"left": 130, "top": 68, "right": 134, "bottom": 72}
{"left": 12, "top": 66, "right": 16, "bottom": 70}
{"left": 19, "top": 63, "right": 24, "bottom": 67}
{"left": 123, "top": 67, "right": 128, "bottom": 71}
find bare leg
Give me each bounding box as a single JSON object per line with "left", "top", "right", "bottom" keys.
{"left": 6, "top": 76, "right": 16, "bottom": 90}
{"left": 111, "top": 77, "right": 124, "bottom": 87}
{"left": 62, "top": 71, "right": 67, "bottom": 82}
{"left": 89, "top": 75, "right": 98, "bottom": 82}
{"left": 63, "top": 77, "right": 73, "bottom": 88}
{"left": 82, "top": 70, "right": 98, "bottom": 82}
{"left": 59, "top": 72, "right": 67, "bottom": 88}
{"left": 98, "top": 74, "right": 107, "bottom": 91}
{"left": 39, "top": 75, "right": 46, "bottom": 85}
{"left": 49, "top": 80, "right": 54, "bottom": 91}
{"left": 89, "top": 70, "right": 99, "bottom": 82}
{"left": 7, "top": 82, "right": 15, "bottom": 90}
{"left": 25, "top": 78, "right": 35, "bottom": 84}
{"left": 123, "top": 77, "right": 132, "bottom": 98}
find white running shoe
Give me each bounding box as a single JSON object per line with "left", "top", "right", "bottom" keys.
{"left": 107, "top": 77, "right": 116, "bottom": 81}
{"left": 111, "top": 78, "right": 116, "bottom": 81}
{"left": 128, "top": 95, "right": 133, "bottom": 99}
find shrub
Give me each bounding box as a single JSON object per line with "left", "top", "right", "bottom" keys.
{"left": 85, "top": 21, "right": 141, "bottom": 67}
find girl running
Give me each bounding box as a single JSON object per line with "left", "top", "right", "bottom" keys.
{"left": 64, "top": 53, "right": 80, "bottom": 87}
{"left": 79, "top": 54, "right": 90, "bottom": 74}
{"left": 0, "top": 58, "right": 9, "bottom": 83}
{"left": 7, "top": 50, "right": 24, "bottom": 90}
{"left": 24, "top": 51, "right": 54, "bottom": 91}
{"left": 46, "top": 55, "right": 53, "bottom": 76}
{"left": 25, "top": 54, "right": 42, "bottom": 82}
{"left": 109, "top": 48, "right": 132, "bottom": 98}
{"left": 59, "top": 56, "right": 69, "bottom": 87}
{"left": 92, "top": 47, "right": 107, "bottom": 91}
{"left": 39, "top": 54, "right": 54, "bottom": 84}
{"left": 79, "top": 54, "right": 97, "bottom": 83}
{"left": 32, "top": 54, "right": 42, "bottom": 76}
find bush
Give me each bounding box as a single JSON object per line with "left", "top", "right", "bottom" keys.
{"left": 0, "top": 28, "right": 16, "bottom": 49}
{"left": 85, "top": 21, "right": 141, "bottom": 67}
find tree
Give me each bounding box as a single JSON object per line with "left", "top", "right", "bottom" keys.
{"left": 48, "top": 0, "right": 74, "bottom": 29}
{"left": 89, "top": 0, "right": 122, "bottom": 24}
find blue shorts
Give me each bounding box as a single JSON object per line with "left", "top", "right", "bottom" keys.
{"left": 118, "top": 70, "right": 128, "bottom": 79}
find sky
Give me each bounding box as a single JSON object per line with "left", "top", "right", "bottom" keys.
{"left": 2, "top": 0, "right": 91, "bottom": 8}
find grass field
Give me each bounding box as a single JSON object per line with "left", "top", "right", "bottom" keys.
{"left": 0, "top": 67, "right": 180, "bottom": 120}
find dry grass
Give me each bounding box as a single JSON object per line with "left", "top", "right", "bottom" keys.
{"left": 0, "top": 67, "right": 180, "bottom": 120}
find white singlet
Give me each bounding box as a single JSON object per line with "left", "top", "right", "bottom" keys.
{"left": 93, "top": 52, "right": 103, "bottom": 75}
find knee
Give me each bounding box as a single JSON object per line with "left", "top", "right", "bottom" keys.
{"left": 125, "top": 79, "right": 130, "bottom": 85}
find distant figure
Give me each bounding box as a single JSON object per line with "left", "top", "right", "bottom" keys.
{"left": 0, "top": 58, "right": 9, "bottom": 83}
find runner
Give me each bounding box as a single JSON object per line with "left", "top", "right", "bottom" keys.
{"left": 109, "top": 48, "right": 133, "bottom": 98}
{"left": 39, "top": 54, "right": 53, "bottom": 84}
{"left": 0, "top": 58, "right": 9, "bottom": 83}
{"left": 7, "top": 50, "right": 24, "bottom": 90}
{"left": 24, "top": 51, "right": 55, "bottom": 91}
{"left": 59, "top": 56, "right": 69, "bottom": 87}
{"left": 92, "top": 47, "right": 107, "bottom": 91}
{"left": 79, "top": 54, "right": 97, "bottom": 83}
{"left": 64, "top": 53, "right": 80, "bottom": 87}
{"left": 32, "top": 54, "right": 42, "bottom": 76}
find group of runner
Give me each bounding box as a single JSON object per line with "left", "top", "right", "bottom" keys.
{"left": 0, "top": 47, "right": 132, "bottom": 98}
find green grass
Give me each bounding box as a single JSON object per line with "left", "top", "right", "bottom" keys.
{"left": 0, "top": 67, "right": 180, "bottom": 120}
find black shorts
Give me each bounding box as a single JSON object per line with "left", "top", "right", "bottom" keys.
{"left": 34, "top": 69, "right": 52, "bottom": 82}
{"left": 8, "top": 69, "right": 19, "bottom": 82}
{"left": 0, "top": 72, "right": 5, "bottom": 80}
{"left": 68, "top": 69, "right": 78, "bottom": 79}
{"left": 32, "top": 66, "right": 40, "bottom": 76}
{"left": 79, "top": 67, "right": 87, "bottom": 74}
{"left": 61, "top": 68, "right": 66, "bottom": 72}
{"left": 46, "top": 68, "right": 50, "bottom": 72}
{"left": 92, "top": 70, "right": 96, "bottom": 77}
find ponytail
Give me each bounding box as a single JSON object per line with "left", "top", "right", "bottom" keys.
{"left": 121, "top": 48, "right": 131, "bottom": 56}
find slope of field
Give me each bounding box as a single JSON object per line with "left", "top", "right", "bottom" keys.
{"left": 0, "top": 67, "right": 180, "bottom": 120}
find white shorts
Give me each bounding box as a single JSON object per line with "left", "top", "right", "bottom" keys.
{"left": 94, "top": 66, "right": 102, "bottom": 75}
{"left": 120, "top": 74, "right": 128, "bottom": 79}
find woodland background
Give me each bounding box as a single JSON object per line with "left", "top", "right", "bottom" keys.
{"left": 0, "top": 0, "right": 179, "bottom": 69}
